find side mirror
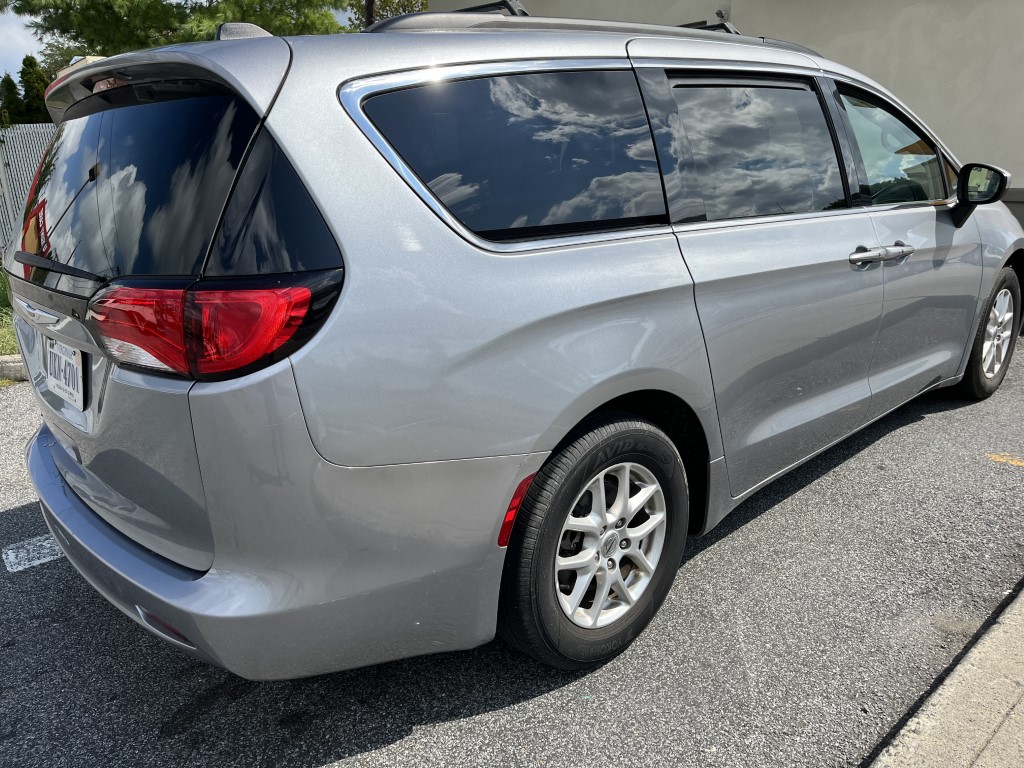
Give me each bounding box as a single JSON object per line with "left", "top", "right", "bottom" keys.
{"left": 952, "top": 163, "right": 1010, "bottom": 227}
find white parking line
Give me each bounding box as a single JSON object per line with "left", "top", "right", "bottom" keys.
{"left": 2, "top": 534, "right": 64, "bottom": 572}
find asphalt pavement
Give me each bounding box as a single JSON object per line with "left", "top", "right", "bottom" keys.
{"left": 1, "top": 358, "right": 1023, "bottom": 768}
{"left": 872, "top": 589, "right": 1024, "bottom": 767}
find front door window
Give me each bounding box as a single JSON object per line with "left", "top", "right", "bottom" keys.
{"left": 839, "top": 90, "right": 946, "bottom": 205}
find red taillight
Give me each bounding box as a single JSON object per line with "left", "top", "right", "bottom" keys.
{"left": 87, "top": 286, "right": 189, "bottom": 374}
{"left": 87, "top": 271, "right": 341, "bottom": 380}
{"left": 185, "top": 287, "right": 310, "bottom": 375}
{"left": 498, "top": 473, "right": 536, "bottom": 547}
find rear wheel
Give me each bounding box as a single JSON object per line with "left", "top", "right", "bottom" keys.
{"left": 498, "top": 414, "right": 688, "bottom": 669}
{"left": 959, "top": 267, "right": 1020, "bottom": 399}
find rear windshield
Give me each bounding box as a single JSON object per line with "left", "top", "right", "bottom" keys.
{"left": 16, "top": 88, "right": 260, "bottom": 296}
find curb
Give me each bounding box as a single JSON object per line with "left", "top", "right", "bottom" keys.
{"left": 862, "top": 573, "right": 1024, "bottom": 766}
{"left": 0, "top": 354, "right": 27, "bottom": 381}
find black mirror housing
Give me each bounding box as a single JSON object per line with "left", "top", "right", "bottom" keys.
{"left": 952, "top": 163, "right": 1010, "bottom": 227}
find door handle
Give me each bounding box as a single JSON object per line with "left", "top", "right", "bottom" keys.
{"left": 882, "top": 240, "right": 915, "bottom": 260}
{"left": 849, "top": 246, "right": 888, "bottom": 265}
{"left": 850, "top": 241, "right": 916, "bottom": 266}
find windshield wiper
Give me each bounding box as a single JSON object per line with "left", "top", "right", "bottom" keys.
{"left": 14, "top": 251, "right": 108, "bottom": 284}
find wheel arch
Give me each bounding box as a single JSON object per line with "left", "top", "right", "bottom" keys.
{"left": 1003, "top": 248, "right": 1024, "bottom": 287}
{"left": 540, "top": 389, "right": 715, "bottom": 536}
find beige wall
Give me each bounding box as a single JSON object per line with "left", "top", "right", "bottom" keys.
{"left": 429, "top": 0, "right": 1024, "bottom": 184}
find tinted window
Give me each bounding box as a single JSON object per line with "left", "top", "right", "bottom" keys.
{"left": 634, "top": 68, "right": 707, "bottom": 225}
{"left": 670, "top": 82, "right": 846, "bottom": 221}
{"left": 207, "top": 130, "right": 343, "bottom": 275}
{"left": 18, "top": 89, "right": 259, "bottom": 296}
{"left": 839, "top": 91, "right": 945, "bottom": 204}
{"left": 363, "top": 70, "right": 667, "bottom": 241}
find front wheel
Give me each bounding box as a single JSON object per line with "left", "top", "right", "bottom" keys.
{"left": 498, "top": 414, "right": 688, "bottom": 669}
{"left": 959, "top": 267, "right": 1020, "bottom": 399}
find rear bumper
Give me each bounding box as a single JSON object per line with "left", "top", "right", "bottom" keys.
{"left": 29, "top": 420, "right": 546, "bottom": 679}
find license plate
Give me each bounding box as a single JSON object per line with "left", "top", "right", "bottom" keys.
{"left": 45, "top": 337, "right": 85, "bottom": 411}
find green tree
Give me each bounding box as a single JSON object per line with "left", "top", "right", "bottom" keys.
{"left": 0, "top": 0, "right": 188, "bottom": 58}
{"left": 0, "top": 0, "right": 364, "bottom": 62}
{"left": 0, "top": 0, "right": 430, "bottom": 91}
{"left": 182, "top": 0, "right": 346, "bottom": 41}
{"left": 38, "top": 36, "right": 87, "bottom": 81}
{"left": 0, "top": 73, "right": 25, "bottom": 127}
{"left": 342, "top": 0, "right": 426, "bottom": 30}
{"left": 19, "top": 55, "right": 51, "bottom": 123}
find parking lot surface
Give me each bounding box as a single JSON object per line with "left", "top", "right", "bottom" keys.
{"left": 1, "top": 361, "right": 1023, "bottom": 768}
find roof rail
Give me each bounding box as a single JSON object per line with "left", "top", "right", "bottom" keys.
{"left": 452, "top": 0, "right": 529, "bottom": 16}
{"left": 362, "top": 11, "right": 820, "bottom": 56}
{"left": 679, "top": 20, "right": 741, "bottom": 35}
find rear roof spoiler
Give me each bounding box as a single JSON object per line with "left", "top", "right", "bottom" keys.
{"left": 43, "top": 38, "right": 291, "bottom": 124}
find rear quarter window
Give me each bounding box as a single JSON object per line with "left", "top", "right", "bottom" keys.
{"left": 205, "top": 130, "right": 344, "bottom": 276}
{"left": 362, "top": 69, "right": 668, "bottom": 242}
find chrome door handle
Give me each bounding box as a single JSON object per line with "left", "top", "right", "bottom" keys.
{"left": 883, "top": 240, "right": 916, "bottom": 260}
{"left": 14, "top": 297, "right": 59, "bottom": 325}
{"left": 849, "top": 246, "right": 888, "bottom": 265}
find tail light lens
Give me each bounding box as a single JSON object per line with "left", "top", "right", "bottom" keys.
{"left": 87, "top": 287, "right": 189, "bottom": 374}
{"left": 87, "top": 270, "right": 342, "bottom": 380}
{"left": 185, "top": 287, "right": 310, "bottom": 376}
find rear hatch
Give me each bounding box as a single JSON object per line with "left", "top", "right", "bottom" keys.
{"left": 3, "top": 43, "right": 343, "bottom": 571}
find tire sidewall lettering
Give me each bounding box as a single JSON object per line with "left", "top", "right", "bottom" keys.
{"left": 535, "top": 425, "right": 688, "bottom": 666}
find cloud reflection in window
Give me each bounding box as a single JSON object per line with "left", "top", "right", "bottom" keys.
{"left": 365, "top": 70, "right": 667, "bottom": 240}
{"left": 672, "top": 84, "right": 846, "bottom": 221}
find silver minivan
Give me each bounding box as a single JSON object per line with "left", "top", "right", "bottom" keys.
{"left": 5, "top": 8, "right": 1022, "bottom": 679}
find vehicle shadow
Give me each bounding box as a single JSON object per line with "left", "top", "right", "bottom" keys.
{"left": 155, "top": 639, "right": 585, "bottom": 765}
{"left": 1, "top": 387, "right": 984, "bottom": 768}
{"left": 683, "top": 386, "right": 976, "bottom": 560}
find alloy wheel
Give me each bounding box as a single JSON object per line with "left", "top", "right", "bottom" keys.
{"left": 554, "top": 462, "right": 667, "bottom": 629}
{"left": 983, "top": 288, "right": 1015, "bottom": 379}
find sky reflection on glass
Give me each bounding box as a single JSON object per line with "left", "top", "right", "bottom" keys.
{"left": 364, "top": 70, "right": 667, "bottom": 239}
{"left": 20, "top": 94, "right": 258, "bottom": 295}
{"left": 672, "top": 84, "right": 846, "bottom": 221}
{"left": 840, "top": 93, "right": 944, "bottom": 203}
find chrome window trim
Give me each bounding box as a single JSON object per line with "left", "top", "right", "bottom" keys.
{"left": 672, "top": 207, "right": 870, "bottom": 235}
{"left": 671, "top": 199, "right": 955, "bottom": 236}
{"left": 339, "top": 58, "right": 679, "bottom": 254}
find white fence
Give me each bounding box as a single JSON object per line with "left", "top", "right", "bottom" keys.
{"left": 0, "top": 123, "right": 56, "bottom": 250}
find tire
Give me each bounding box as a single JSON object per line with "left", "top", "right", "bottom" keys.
{"left": 498, "top": 414, "right": 688, "bottom": 670}
{"left": 959, "top": 267, "right": 1021, "bottom": 400}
